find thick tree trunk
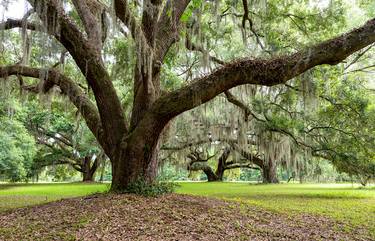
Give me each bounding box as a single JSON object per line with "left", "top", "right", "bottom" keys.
{"left": 82, "top": 169, "right": 95, "bottom": 182}
{"left": 214, "top": 148, "right": 231, "bottom": 181}
{"left": 81, "top": 155, "right": 100, "bottom": 182}
{"left": 187, "top": 162, "right": 220, "bottom": 182}
{"left": 110, "top": 54, "right": 163, "bottom": 191}
{"left": 111, "top": 148, "right": 159, "bottom": 191}
{"left": 214, "top": 168, "right": 224, "bottom": 181}
{"left": 262, "top": 161, "right": 279, "bottom": 184}
{"left": 203, "top": 167, "right": 220, "bottom": 182}
{"left": 110, "top": 115, "right": 165, "bottom": 191}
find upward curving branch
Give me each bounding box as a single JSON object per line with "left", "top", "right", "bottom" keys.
{"left": 114, "top": 0, "right": 142, "bottom": 39}
{"left": 71, "top": 0, "right": 102, "bottom": 49}
{"left": 155, "top": 0, "right": 191, "bottom": 61}
{"left": 150, "top": 18, "right": 375, "bottom": 121}
{"left": 27, "top": 0, "right": 128, "bottom": 148}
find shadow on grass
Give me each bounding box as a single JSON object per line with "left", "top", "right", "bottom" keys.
{"left": 0, "top": 182, "right": 107, "bottom": 190}
{"left": 0, "top": 183, "right": 30, "bottom": 190}
{"left": 246, "top": 183, "right": 373, "bottom": 191}
{"left": 0, "top": 183, "right": 65, "bottom": 191}
{"left": 217, "top": 192, "right": 368, "bottom": 200}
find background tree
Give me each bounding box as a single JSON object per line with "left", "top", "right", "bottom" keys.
{"left": 24, "top": 102, "right": 106, "bottom": 182}
{"left": 0, "top": 96, "right": 36, "bottom": 181}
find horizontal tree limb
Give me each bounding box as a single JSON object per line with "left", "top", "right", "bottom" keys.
{"left": 0, "top": 65, "right": 106, "bottom": 152}
{"left": 0, "top": 19, "right": 40, "bottom": 31}
{"left": 151, "top": 18, "right": 375, "bottom": 122}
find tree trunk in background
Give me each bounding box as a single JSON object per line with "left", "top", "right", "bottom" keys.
{"left": 81, "top": 155, "right": 100, "bottom": 182}
{"left": 204, "top": 167, "right": 220, "bottom": 182}
{"left": 82, "top": 169, "right": 95, "bottom": 182}
{"left": 215, "top": 167, "right": 224, "bottom": 181}
{"left": 262, "top": 160, "right": 279, "bottom": 183}
{"left": 299, "top": 168, "right": 305, "bottom": 183}
{"left": 214, "top": 148, "right": 231, "bottom": 181}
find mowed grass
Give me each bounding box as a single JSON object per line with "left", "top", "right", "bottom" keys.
{"left": 0, "top": 182, "right": 109, "bottom": 211}
{"left": 177, "top": 182, "right": 375, "bottom": 236}
{"left": 1, "top": 182, "right": 374, "bottom": 236}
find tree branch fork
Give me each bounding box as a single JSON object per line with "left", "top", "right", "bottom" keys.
{"left": 0, "top": 0, "right": 374, "bottom": 165}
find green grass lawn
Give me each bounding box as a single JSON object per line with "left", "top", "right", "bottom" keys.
{"left": 1, "top": 182, "right": 374, "bottom": 236}
{"left": 0, "top": 182, "right": 110, "bottom": 211}
{"left": 177, "top": 182, "right": 375, "bottom": 236}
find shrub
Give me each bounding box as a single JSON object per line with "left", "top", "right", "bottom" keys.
{"left": 124, "top": 177, "right": 178, "bottom": 197}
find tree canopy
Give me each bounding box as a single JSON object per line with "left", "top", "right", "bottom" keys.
{"left": 0, "top": 0, "right": 374, "bottom": 190}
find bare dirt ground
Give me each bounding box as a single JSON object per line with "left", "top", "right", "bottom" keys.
{"left": 0, "top": 193, "right": 371, "bottom": 240}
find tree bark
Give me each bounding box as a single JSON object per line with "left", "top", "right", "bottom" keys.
{"left": 262, "top": 160, "right": 279, "bottom": 184}
{"left": 110, "top": 115, "right": 165, "bottom": 191}
{"left": 204, "top": 167, "right": 220, "bottom": 182}
{"left": 1, "top": 2, "right": 374, "bottom": 192}
{"left": 215, "top": 148, "right": 231, "bottom": 181}
{"left": 82, "top": 157, "right": 94, "bottom": 182}
{"left": 81, "top": 155, "right": 101, "bottom": 182}
{"left": 82, "top": 169, "right": 95, "bottom": 182}
{"left": 215, "top": 163, "right": 225, "bottom": 181}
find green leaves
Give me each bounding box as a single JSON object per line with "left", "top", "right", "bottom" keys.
{"left": 0, "top": 117, "right": 36, "bottom": 182}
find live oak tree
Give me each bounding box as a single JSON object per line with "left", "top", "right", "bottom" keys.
{"left": 161, "top": 123, "right": 279, "bottom": 183}
{"left": 31, "top": 125, "right": 105, "bottom": 182}
{"left": 161, "top": 63, "right": 374, "bottom": 184}
{"left": 0, "top": 0, "right": 374, "bottom": 191}
{"left": 33, "top": 145, "right": 104, "bottom": 182}
{"left": 18, "top": 96, "right": 105, "bottom": 182}
{"left": 162, "top": 141, "right": 266, "bottom": 182}
{"left": 185, "top": 147, "right": 273, "bottom": 183}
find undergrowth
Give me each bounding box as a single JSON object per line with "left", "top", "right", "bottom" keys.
{"left": 122, "top": 177, "right": 178, "bottom": 197}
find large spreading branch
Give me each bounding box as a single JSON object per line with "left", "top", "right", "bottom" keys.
{"left": 155, "top": 0, "right": 191, "bottom": 61}
{"left": 0, "top": 65, "right": 107, "bottom": 151}
{"left": 224, "top": 90, "right": 265, "bottom": 122}
{"left": 114, "top": 0, "right": 142, "bottom": 39}
{"left": 71, "top": 0, "right": 102, "bottom": 49}
{"left": 0, "top": 19, "right": 40, "bottom": 31}
{"left": 26, "top": 0, "right": 128, "bottom": 148}
{"left": 150, "top": 18, "right": 375, "bottom": 122}
{"left": 36, "top": 127, "right": 73, "bottom": 148}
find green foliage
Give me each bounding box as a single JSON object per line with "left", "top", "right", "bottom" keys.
{"left": 46, "top": 165, "right": 78, "bottom": 182}
{"left": 158, "top": 162, "right": 189, "bottom": 181}
{"left": 240, "top": 168, "right": 262, "bottom": 181}
{"left": 0, "top": 115, "right": 36, "bottom": 182}
{"left": 122, "top": 177, "right": 178, "bottom": 197}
